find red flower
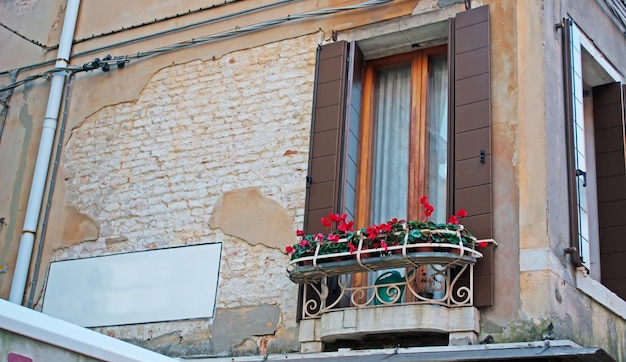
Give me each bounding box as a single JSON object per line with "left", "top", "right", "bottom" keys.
{"left": 327, "top": 234, "right": 340, "bottom": 242}
{"left": 285, "top": 245, "right": 295, "bottom": 254}
{"left": 379, "top": 223, "right": 392, "bottom": 233}
{"left": 456, "top": 208, "right": 467, "bottom": 218}
{"left": 296, "top": 229, "right": 305, "bottom": 237}
{"left": 420, "top": 196, "right": 437, "bottom": 219}
{"left": 388, "top": 218, "right": 398, "bottom": 224}
{"left": 348, "top": 243, "right": 357, "bottom": 254}
{"left": 380, "top": 240, "right": 389, "bottom": 252}
{"left": 448, "top": 215, "right": 459, "bottom": 225}
{"left": 478, "top": 241, "right": 488, "bottom": 248}
{"left": 338, "top": 220, "right": 354, "bottom": 232}
{"left": 366, "top": 225, "right": 379, "bottom": 239}
{"left": 321, "top": 217, "right": 332, "bottom": 228}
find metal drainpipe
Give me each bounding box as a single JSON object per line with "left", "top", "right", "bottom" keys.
{"left": 9, "top": 0, "right": 81, "bottom": 304}
{"left": 26, "top": 72, "right": 75, "bottom": 308}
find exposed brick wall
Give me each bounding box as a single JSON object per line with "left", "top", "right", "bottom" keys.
{"left": 61, "top": 33, "right": 321, "bottom": 356}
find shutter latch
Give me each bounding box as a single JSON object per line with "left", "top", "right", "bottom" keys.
{"left": 306, "top": 176, "right": 312, "bottom": 189}
{"left": 575, "top": 169, "right": 587, "bottom": 187}
{"left": 480, "top": 149, "right": 486, "bottom": 164}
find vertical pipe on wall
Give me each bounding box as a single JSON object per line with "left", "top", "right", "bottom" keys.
{"left": 9, "top": 0, "right": 81, "bottom": 304}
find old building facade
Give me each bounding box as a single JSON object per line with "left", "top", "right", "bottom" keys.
{"left": 0, "top": 0, "right": 625, "bottom": 360}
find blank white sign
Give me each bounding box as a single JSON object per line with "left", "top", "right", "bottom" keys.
{"left": 43, "top": 243, "right": 222, "bottom": 327}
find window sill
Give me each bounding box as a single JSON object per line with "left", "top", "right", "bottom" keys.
{"left": 575, "top": 269, "right": 626, "bottom": 320}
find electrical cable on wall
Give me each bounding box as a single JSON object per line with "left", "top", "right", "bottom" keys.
{"left": 0, "top": 0, "right": 391, "bottom": 93}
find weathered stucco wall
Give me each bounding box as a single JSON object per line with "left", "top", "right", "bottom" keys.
{"left": 0, "top": 0, "right": 419, "bottom": 307}
{"left": 1, "top": 329, "right": 100, "bottom": 362}
{"left": 55, "top": 34, "right": 319, "bottom": 357}
{"left": 484, "top": 0, "right": 626, "bottom": 359}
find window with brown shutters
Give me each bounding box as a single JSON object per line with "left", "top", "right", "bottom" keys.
{"left": 301, "top": 4, "right": 493, "bottom": 318}
{"left": 562, "top": 18, "right": 626, "bottom": 300}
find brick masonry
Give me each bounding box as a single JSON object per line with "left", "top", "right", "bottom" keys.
{"left": 60, "top": 33, "right": 321, "bottom": 356}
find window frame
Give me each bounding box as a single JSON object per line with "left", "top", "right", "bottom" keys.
{"left": 356, "top": 46, "right": 448, "bottom": 229}
{"left": 564, "top": 18, "right": 623, "bottom": 271}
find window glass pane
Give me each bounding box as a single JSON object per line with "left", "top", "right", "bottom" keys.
{"left": 426, "top": 56, "right": 448, "bottom": 221}
{"left": 370, "top": 65, "right": 411, "bottom": 224}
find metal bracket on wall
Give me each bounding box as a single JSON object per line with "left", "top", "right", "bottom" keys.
{"left": 0, "top": 265, "right": 8, "bottom": 274}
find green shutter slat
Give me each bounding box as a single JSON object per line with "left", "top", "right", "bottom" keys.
{"left": 451, "top": 4, "right": 494, "bottom": 308}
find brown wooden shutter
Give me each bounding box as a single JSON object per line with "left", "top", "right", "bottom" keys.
{"left": 449, "top": 4, "right": 494, "bottom": 308}
{"left": 342, "top": 42, "right": 363, "bottom": 222}
{"left": 299, "top": 41, "right": 362, "bottom": 318}
{"left": 304, "top": 41, "right": 349, "bottom": 235}
{"left": 594, "top": 83, "right": 626, "bottom": 300}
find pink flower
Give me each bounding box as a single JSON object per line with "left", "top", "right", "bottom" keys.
{"left": 327, "top": 234, "right": 340, "bottom": 242}
{"left": 456, "top": 208, "right": 467, "bottom": 218}
{"left": 285, "top": 245, "right": 295, "bottom": 254}
{"left": 314, "top": 233, "right": 324, "bottom": 241}
{"left": 296, "top": 229, "right": 305, "bottom": 237}
{"left": 298, "top": 239, "right": 309, "bottom": 247}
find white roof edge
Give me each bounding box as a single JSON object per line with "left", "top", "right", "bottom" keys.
{"left": 0, "top": 298, "right": 177, "bottom": 362}
{"left": 185, "top": 340, "right": 612, "bottom": 361}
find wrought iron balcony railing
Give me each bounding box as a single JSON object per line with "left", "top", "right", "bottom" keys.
{"left": 287, "top": 241, "right": 486, "bottom": 320}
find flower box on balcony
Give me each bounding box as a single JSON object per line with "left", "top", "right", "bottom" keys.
{"left": 287, "top": 234, "right": 483, "bottom": 284}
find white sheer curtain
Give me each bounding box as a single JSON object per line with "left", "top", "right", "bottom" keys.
{"left": 369, "top": 65, "right": 411, "bottom": 291}
{"left": 427, "top": 56, "right": 449, "bottom": 222}
{"left": 426, "top": 56, "right": 448, "bottom": 300}
{"left": 370, "top": 65, "right": 411, "bottom": 224}
{"left": 367, "top": 56, "right": 449, "bottom": 300}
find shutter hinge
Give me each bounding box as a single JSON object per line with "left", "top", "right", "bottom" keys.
{"left": 480, "top": 149, "right": 486, "bottom": 164}
{"left": 306, "top": 176, "right": 312, "bottom": 189}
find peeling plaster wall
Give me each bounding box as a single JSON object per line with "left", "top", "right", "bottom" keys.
{"left": 55, "top": 34, "right": 318, "bottom": 357}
